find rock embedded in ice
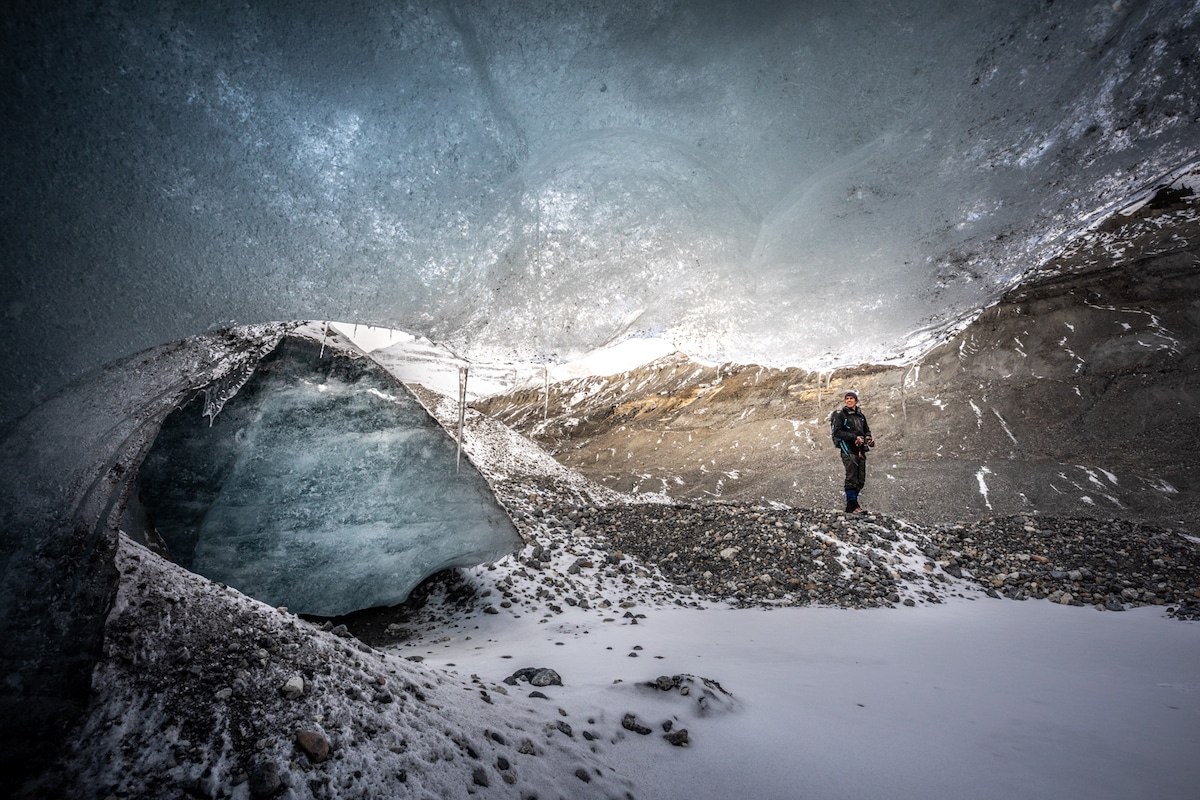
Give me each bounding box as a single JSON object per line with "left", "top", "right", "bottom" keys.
{"left": 504, "top": 667, "right": 563, "bottom": 687}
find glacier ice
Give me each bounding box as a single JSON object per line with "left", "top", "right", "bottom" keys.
{"left": 136, "top": 336, "right": 522, "bottom": 617}
{"left": 0, "top": 323, "right": 520, "bottom": 780}
{"left": 3, "top": 0, "right": 1199, "bottom": 420}
{"left": 0, "top": 323, "right": 293, "bottom": 787}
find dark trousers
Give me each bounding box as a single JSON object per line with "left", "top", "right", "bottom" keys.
{"left": 841, "top": 452, "right": 866, "bottom": 492}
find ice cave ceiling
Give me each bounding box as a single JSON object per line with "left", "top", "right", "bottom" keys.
{"left": 3, "top": 0, "right": 1199, "bottom": 422}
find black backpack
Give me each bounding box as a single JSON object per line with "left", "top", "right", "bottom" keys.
{"left": 830, "top": 408, "right": 845, "bottom": 449}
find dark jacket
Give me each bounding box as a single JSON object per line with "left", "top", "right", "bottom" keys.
{"left": 831, "top": 405, "right": 871, "bottom": 456}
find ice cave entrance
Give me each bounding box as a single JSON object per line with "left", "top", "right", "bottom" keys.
{"left": 134, "top": 336, "right": 522, "bottom": 617}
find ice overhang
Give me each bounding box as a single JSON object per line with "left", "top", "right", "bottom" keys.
{"left": 4, "top": 0, "right": 1199, "bottom": 422}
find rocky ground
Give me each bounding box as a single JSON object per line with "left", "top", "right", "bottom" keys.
{"left": 394, "top": 392, "right": 1200, "bottom": 633}
{"left": 518, "top": 497, "right": 1200, "bottom": 619}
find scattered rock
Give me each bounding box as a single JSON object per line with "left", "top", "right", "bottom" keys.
{"left": 523, "top": 498, "right": 1199, "bottom": 618}
{"left": 621, "top": 714, "right": 652, "bottom": 735}
{"left": 664, "top": 729, "right": 690, "bottom": 747}
{"left": 295, "top": 730, "right": 330, "bottom": 763}
{"left": 248, "top": 761, "right": 283, "bottom": 798}
{"left": 505, "top": 667, "right": 563, "bottom": 687}
{"left": 280, "top": 675, "right": 304, "bottom": 700}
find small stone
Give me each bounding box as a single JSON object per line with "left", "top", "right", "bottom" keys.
{"left": 575, "top": 768, "right": 592, "bottom": 783}
{"left": 248, "top": 761, "right": 282, "bottom": 798}
{"left": 664, "top": 728, "right": 690, "bottom": 747}
{"left": 529, "top": 668, "right": 563, "bottom": 687}
{"left": 621, "top": 713, "right": 652, "bottom": 735}
{"left": 295, "top": 730, "right": 330, "bottom": 763}
{"left": 280, "top": 675, "right": 304, "bottom": 700}
{"left": 472, "top": 766, "right": 489, "bottom": 787}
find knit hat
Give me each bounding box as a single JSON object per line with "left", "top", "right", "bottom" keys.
{"left": 844, "top": 390, "right": 859, "bottom": 400}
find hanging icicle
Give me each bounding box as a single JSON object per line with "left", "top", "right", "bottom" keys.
{"left": 457, "top": 364, "right": 469, "bottom": 472}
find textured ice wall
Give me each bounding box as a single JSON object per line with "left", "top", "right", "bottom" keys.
{"left": 137, "top": 337, "right": 522, "bottom": 616}
{"left": 3, "top": 0, "right": 1198, "bottom": 420}
{"left": 0, "top": 323, "right": 521, "bottom": 781}
{"left": 0, "top": 323, "right": 292, "bottom": 788}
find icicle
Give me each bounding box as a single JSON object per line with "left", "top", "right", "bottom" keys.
{"left": 456, "top": 365, "right": 469, "bottom": 473}
{"left": 543, "top": 365, "right": 550, "bottom": 421}
{"left": 319, "top": 321, "right": 329, "bottom": 358}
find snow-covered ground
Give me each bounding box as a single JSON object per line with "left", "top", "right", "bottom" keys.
{"left": 406, "top": 582, "right": 1200, "bottom": 800}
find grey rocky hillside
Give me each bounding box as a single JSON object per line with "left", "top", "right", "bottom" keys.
{"left": 475, "top": 186, "right": 1200, "bottom": 527}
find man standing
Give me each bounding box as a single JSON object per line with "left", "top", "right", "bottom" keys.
{"left": 831, "top": 390, "right": 874, "bottom": 513}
